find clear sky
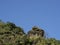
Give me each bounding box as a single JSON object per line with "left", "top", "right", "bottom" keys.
{"left": 0, "top": 0, "right": 60, "bottom": 40}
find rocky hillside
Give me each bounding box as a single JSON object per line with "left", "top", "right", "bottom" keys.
{"left": 0, "top": 21, "right": 60, "bottom": 45}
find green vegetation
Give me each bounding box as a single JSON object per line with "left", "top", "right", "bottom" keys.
{"left": 0, "top": 21, "right": 60, "bottom": 45}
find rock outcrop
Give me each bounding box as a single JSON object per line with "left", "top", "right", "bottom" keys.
{"left": 27, "top": 26, "right": 45, "bottom": 45}
{"left": 28, "top": 26, "right": 45, "bottom": 38}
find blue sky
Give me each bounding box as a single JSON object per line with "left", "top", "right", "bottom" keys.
{"left": 0, "top": 0, "right": 60, "bottom": 40}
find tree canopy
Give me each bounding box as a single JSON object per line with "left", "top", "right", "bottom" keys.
{"left": 0, "top": 21, "right": 60, "bottom": 45}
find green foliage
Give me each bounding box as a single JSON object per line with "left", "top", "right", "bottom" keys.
{"left": 0, "top": 20, "right": 60, "bottom": 45}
